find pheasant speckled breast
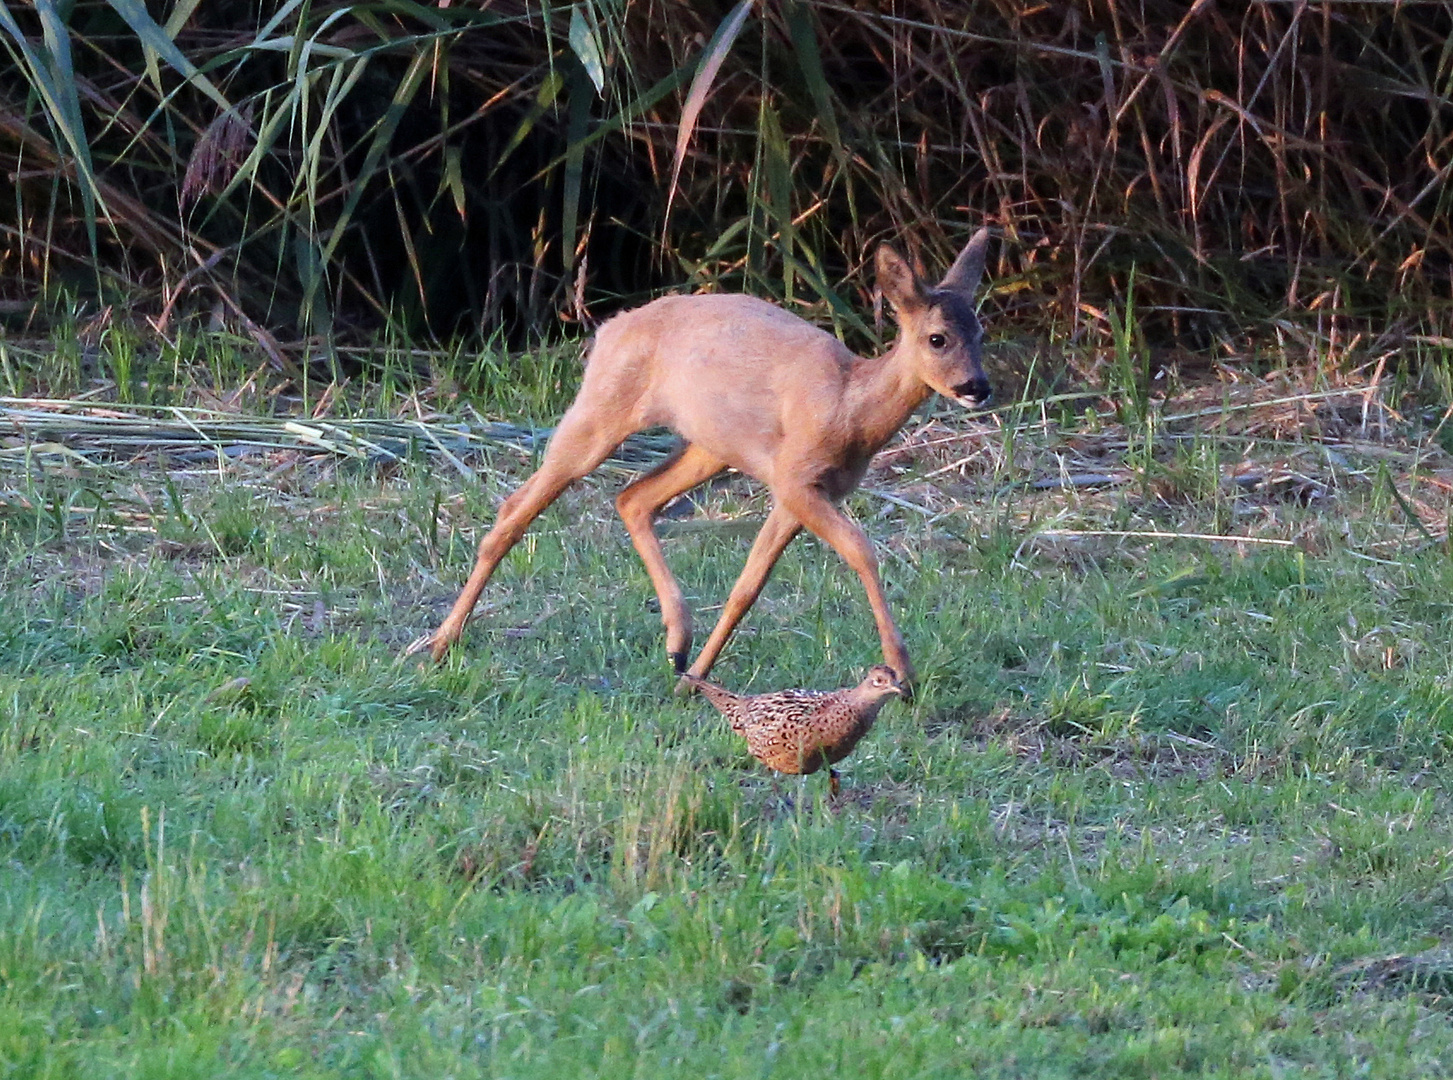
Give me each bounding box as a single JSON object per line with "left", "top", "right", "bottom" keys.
{"left": 684, "top": 666, "right": 904, "bottom": 788}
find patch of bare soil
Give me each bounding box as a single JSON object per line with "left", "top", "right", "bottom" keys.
{"left": 920, "top": 704, "right": 1314, "bottom": 788}
{"left": 1335, "top": 946, "right": 1453, "bottom": 999}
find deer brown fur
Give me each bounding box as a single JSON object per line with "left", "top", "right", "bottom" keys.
{"left": 410, "top": 228, "right": 994, "bottom": 688}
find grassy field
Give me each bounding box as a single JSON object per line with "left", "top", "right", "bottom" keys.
{"left": 4, "top": 346, "right": 1453, "bottom": 1077}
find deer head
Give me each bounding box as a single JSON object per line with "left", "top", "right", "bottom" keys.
{"left": 876, "top": 227, "right": 993, "bottom": 408}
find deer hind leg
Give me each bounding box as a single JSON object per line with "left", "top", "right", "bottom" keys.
{"left": 614, "top": 442, "right": 726, "bottom": 674}
{"left": 416, "top": 411, "right": 632, "bottom": 662}
{"left": 773, "top": 484, "right": 916, "bottom": 688}
{"left": 681, "top": 504, "right": 803, "bottom": 687}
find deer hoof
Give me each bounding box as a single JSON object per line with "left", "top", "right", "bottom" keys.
{"left": 402, "top": 632, "right": 436, "bottom": 659}
{"left": 668, "top": 650, "right": 688, "bottom": 675}
{"left": 673, "top": 674, "right": 700, "bottom": 698}
{"left": 890, "top": 658, "right": 917, "bottom": 700}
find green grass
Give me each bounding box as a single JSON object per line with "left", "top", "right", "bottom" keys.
{"left": 4, "top": 384, "right": 1453, "bottom": 1076}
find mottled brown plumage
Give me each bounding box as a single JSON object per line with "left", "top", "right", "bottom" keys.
{"left": 683, "top": 665, "right": 904, "bottom": 793}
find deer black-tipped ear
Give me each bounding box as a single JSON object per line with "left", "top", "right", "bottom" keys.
{"left": 876, "top": 244, "right": 924, "bottom": 315}
{"left": 938, "top": 227, "right": 991, "bottom": 298}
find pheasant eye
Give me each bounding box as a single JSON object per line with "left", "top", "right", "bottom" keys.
{"left": 928, "top": 333, "right": 947, "bottom": 349}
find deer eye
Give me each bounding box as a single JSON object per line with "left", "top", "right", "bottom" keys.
{"left": 928, "top": 333, "right": 947, "bottom": 349}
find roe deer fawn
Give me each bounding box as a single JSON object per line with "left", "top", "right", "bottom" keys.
{"left": 410, "top": 228, "right": 994, "bottom": 689}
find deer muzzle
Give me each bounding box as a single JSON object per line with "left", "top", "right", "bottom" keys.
{"left": 952, "top": 378, "right": 993, "bottom": 408}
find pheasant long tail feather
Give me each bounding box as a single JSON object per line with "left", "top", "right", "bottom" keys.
{"left": 681, "top": 675, "right": 744, "bottom": 727}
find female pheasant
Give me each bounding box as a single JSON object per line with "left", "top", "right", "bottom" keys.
{"left": 682, "top": 665, "right": 905, "bottom": 793}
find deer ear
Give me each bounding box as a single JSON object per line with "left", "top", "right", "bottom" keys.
{"left": 938, "top": 227, "right": 991, "bottom": 298}
{"left": 876, "top": 244, "right": 924, "bottom": 315}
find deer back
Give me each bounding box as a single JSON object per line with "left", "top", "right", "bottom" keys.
{"left": 577, "top": 228, "right": 993, "bottom": 484}
{"left": 582, "top": 293, "right": 865, "bottom": 480}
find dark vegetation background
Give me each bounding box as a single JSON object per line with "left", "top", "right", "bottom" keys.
{"left": 1, "top": 0, "right": 1450, "bottom": 370}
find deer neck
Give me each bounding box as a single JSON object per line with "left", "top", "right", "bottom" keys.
{"left": 847, "top": 338, "right": 933, "bottom": 453}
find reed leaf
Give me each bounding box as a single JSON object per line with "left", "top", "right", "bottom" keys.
{"left": 666, "top": 0, "right": 755, "bottom": 227}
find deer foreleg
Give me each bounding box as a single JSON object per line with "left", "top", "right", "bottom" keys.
{"left": 413, "top": 417, "right": 627, "bottom": 662}
{"left": 615, "top": 442, "right": 726, "bottom": 673}
{"left": 775, "top": 486, "right": 916, "bottom": 687}
{"left": 416, "top": 469, "right": 577, "bottom": 661}
{"left": 681, "top": 504, "right": 802, "bottom": 688}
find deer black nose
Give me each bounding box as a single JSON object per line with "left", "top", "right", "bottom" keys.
{"left": 953, "top": 378, "right": 992, "bottom": 406}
